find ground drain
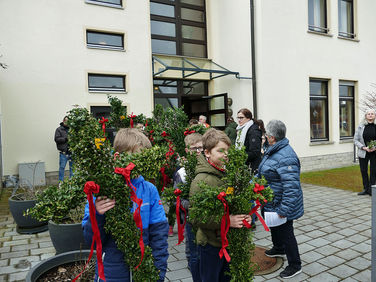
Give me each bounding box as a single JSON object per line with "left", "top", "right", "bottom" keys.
{"left": 252, "top": 245, "right": 284, "bottom": 276}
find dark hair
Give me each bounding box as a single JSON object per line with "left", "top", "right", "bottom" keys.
{"left": 257, "top": 119, "right": 266, "bottom": 134}
{"left": 237, "top": 108, "right": 253, "bottom": 119}
{"left": 189, "top": 118, "right": 199, "bottom": 126}
{"left": 63, "top": 116, "right": 68, "bottom": 121}
{"left": 227, "top": 117, "right": 234, "bottom": 124}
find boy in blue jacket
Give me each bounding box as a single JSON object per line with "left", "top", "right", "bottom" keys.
{"left": 82, "top": 128, "right": 169, "bottom": 282}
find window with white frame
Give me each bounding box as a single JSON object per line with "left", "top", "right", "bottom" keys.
{"left": 88, "top": 74, "right": 126, "bottom": 92}
{"left": 308, "top": 0, "right": 328, "bottom": 33}
{"left": 339, "top": 81, "right": 355, "bottom": 139}
{"left": 86, "top": 31, "right": 124, "bottom": 50}
{"left": 338, "top": 0, "right": 355, "bottom": 38}
{"left": 310, "top": 79, "right": 329, "bottom": 141}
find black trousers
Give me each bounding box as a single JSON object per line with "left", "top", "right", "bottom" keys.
{"left": 270, "top": 220, "right": 301, "bottom": 270}
{"left": 359, "top": 152, "right": 376, "bottom": 190}
{"left": 198, "top": 244, "right": 230, "bottom": 282}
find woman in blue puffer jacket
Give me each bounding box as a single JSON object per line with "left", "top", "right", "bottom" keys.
{"left": 257, "top": 120, "right": 304, "bottom": 280}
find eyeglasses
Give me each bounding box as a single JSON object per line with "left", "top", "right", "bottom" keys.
{"left": 237, "top": 116, "right": 245, "bottom": 120}
{"left": 190, "top": 146, "right": 203, "bottom": 152}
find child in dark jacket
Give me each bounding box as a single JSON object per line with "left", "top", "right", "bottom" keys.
{"left": 82, "top": 128, "right": 169, "bottom": 282}
{"left": 189, "top": 129, "right": 252, "bottom": 282}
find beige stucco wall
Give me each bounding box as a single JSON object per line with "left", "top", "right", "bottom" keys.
{"left": 254, "top": 0, "right": 376, "bottom": 159}
{"left": 206, "top": 0, "right": 253, "bottom": 114}
{"left": 0, "top": 0, "right": 153, "bottom": 175}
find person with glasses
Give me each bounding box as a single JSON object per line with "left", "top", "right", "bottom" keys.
{"left": 235, "top": 108, "right": 262, "bottom": 174}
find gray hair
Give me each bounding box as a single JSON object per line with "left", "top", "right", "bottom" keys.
{"left": 199, "top": 115, "right": 207, "bottom": 121}
{"left": 363, "top": 108, "right": 376, "bottom": 124}
{"left": 266, "top": 120, "right": 286, "bottom": 141}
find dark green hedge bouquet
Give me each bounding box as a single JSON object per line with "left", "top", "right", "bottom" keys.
{"left": 189, "top": 146, "right": 274, "bottom": 281}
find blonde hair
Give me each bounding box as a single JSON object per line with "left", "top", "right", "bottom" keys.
{"left": 202, "top": 128, "right": 231, "bottom": 152}
{"left": 114, "top": 128, "right": 151, "bottom": 153}
{"left": 184, "top": 133, "right": 203, "bottom": 147}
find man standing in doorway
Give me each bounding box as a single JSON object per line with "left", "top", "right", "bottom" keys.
{"left": 54, "top": 116, "right": 73, "bottom": 182}
{"left": 199, "top": 115, "right": 210, "bottom": 128}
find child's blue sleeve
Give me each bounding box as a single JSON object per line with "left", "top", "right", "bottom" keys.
{"left": 149, "top": 186, "right": 167, "bottom": 224}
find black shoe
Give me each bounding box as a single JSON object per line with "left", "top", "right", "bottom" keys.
{"left": 358, "top": 190, "right": 369, "bottom": 195}
{"left": 279, "top": 266, "right": 302, "bottom": 279}
{"left": 368, "top": 189, "right": 372, "bottom": 196}
{"left": 264, "top": 247, "right": 285, "bottom": 257}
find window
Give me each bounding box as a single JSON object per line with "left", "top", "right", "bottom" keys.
{"left": 339, "top": 81, "right": 355, "bottom": 139}
{"left": 88, "top": 74, "right": 126, "bottom": 92}
{"left": 310, "top": 79, "right": 329, "bottom": 141}
{"left": 308, "top": 0, "right": 328, "bottom": 33}
{"left": 86, "top": 31, "right": 124, "bottom": 50}
{"left": 86, "top": 0, "right": 122, "bottom": 8}
{"left": 150, "top": 0, "right": 207, "bottom": 58}
{"left": 338, "top": 0, "right": 355, "bottom": 38}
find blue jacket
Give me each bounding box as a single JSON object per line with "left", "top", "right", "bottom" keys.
{"left": 257, "top": 138, "right": 304, "bottom": 221}
{"left": 82, "top": 176, "right": 169, "bottom": 282}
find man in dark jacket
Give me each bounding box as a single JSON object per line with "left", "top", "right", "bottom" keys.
{"left": 54, "top": 116, "right": 72, "bottom": 182}
{"left": 257, "top": 119, "right": 303, "bottom": 279}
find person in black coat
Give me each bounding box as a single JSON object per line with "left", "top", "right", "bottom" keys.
{"left": 54, "top": 116, "right": 73, "bottom": 182}
{"left": 235, "top": 108, "right": 262, "bottom": 174}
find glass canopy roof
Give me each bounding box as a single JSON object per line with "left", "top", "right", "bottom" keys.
{"left": 152, "top": 54, "right": 239, "bottom": 80}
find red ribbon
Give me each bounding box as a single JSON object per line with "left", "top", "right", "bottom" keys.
{"left": 99, "top": 117, "right": 108, "bottom": 136}
{"left": 160, "top": 166, "right": 170, "bottom": 192}
{"left": 184, "top": 130, "right": 196, "bottom": 136}
{"left": 245, "top": 199, "right": 270, "bottom": 232}
{"left": 161, "top": 131, "right": 168, "bottom": 137}
{"left": 114, "top": 163, "right": 145, "bottom": 269}
{"left": 174, "top": 189, "right": 187, "bottom": 245}
{"left": 128, "top": 113, "right": 137, "bottom": 128}
{"left": 217, "top": 192, "right": 231, "bottom": 262}
{"left": 73, "top": 181, "right": 105, "bottom": 282}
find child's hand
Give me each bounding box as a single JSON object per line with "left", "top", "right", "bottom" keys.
{"left": 230, "top": 214, "right": 247, "bottom": 228}
{"left": 95, "top": 196, "right": 116, "bottom": 215}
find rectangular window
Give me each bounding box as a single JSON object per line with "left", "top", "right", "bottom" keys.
{"left": 338, "top": 0, "right": 355, "bottom": 38}
{"left": 86, "top": 0, "right": 122, "bottom": 8}
{"left": 308, "top": 0, "right": 328, "bottom": 33}
{"left": 310, "top": 79, "right": 329, "bottom": 141}
{"left": 86, "top": 31, "right": 124, "bottom": 50}
{"left": 88, "top": 74, "right": 126, "bottom": 92}
{"left": 339, "top": 81, "right": 355, "bottom": 139}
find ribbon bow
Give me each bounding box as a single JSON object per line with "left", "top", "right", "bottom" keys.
{"left": 114, "top": 163, "right": 145, "bottom": 269}
{"left": 73, "top": 181, "right": 105, "bottom": 282}
{"left": 128, "top": 113, "right": 137, "bottom": 128}
{"left": 99, "top": 117, "right": 108, "bottom": 136}
{"left": 160, "top": 166, "right": 170, "bottom": 192}
{"left": 217, "top": 192, "right": 231, "bottom": 262}
{"left": 174, "top": 189, "right": 187, "bottom": 245}
{"left": 161, "top": 131, "right": 168, "bottom": 137}
{"left": 184, "top": 130, "right": 196, "bottom": 136}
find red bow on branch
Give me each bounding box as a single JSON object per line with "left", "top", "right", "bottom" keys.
{"left": 114, "top": 163, "right": 145, "bottom": 269}
{"left": 217, "top": 192, "right": 231, "bottom": 262}
{"left": 174, "top": 189, "right": 187, "bottom": 245}
{"left": 161, "top": 131, "right": 168, "bottom": 137}
{"left": 73, "top": 181, "right": 105, "bottom": 282}
{"left": 99, "top": 117, "right": 108, "bottom": 136}
{"left": 128, "top": 113, "right": 137, "bottom": 128}
{"left": 160, "top": 166, "right": 170, "bottom": 192}
{"left": 184, "top": 130, "right": 196, "bottom": 136}
{"left": 243, "top": 199, "right": 270, "bottom": 232}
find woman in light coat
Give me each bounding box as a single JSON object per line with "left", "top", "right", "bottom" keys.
{"left": 354, "top": 108, "right": 376, "bottom": 196}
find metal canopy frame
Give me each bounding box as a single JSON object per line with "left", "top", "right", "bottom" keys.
{"left": 152, "top": 54, "right": 240, "bottom": 80}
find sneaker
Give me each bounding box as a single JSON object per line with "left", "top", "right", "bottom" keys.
{"left": 264, "top": 247, "right": 285, "bottom": 257}
{"left": 168, "top": 226, "right": 174, "bottom": 236}
{"left": 279, "top": 266, "right": 302, "bottom": 279}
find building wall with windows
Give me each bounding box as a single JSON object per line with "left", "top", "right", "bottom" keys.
{"left": 0, "top": 0, "right": 154, "bottom": 176}
{"left": 254, "top": 0, "right": 376, "bottom": 163}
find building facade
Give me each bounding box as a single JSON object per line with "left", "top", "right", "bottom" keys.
{"left": 0, "top": 0, "right": 375, "bottom": 182}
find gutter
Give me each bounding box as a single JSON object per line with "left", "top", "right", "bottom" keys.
{"left": 250, "top": 0, "right": 257, "bottom": 118}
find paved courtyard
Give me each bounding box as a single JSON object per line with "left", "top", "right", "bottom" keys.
{"left": 0, "top": 184, "right": 372, "bottom": 281}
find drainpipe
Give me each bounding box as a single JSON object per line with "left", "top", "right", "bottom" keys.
{"left": 250, "top": 0, "right": 257, "bottom": 119}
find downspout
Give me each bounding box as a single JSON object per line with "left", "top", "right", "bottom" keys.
{"left": 250, "top": 0, "right": 257, "bottom": 118}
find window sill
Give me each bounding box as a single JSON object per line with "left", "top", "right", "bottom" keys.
{"left": 307, "top": 30, "right": 333, "bottom": 37}
{"left": 337, "top": 36, "right": 359, "bottom": 42}
{"left": 87, "top": 46, "right": 125, "bottom": 52}
{"left": 85, "top": 0, "right": 124, "bottom": 9}
{"left": 310, "top": 141, "right": 334, "bottom": 146}
{"left": 339, "top": 138, "right": 353, "bottom": 144}
{"left": 89, "top": 90, "right": 127, "bottom": 94}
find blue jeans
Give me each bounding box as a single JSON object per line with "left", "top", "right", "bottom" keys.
{"left": 59, "top": 152, "right": 73, "bottom": 181}
{"left": 186, "top": 223, "right": 201, "bottom": 282}
{"left": 198, "top": 243, "right": 231, "bottom": 282}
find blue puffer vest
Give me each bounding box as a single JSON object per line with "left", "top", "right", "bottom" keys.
{"left": 257, "top": 138, "right": 304, "bottom": 221}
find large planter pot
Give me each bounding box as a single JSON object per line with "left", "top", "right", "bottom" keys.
{"left": 48, "top": 220, "right": 90, "bottom": 255}
{"left": 26, "top": 250, "right": 93, "bottom": 282}
{"left": 8, "top": 194, "right": 48, "bottom": 234}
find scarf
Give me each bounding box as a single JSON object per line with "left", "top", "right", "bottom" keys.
{"left": 236, "top": 119, "right": 253, "bottom": 149}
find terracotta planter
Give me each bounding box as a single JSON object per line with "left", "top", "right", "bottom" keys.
{"left": 48, "top": 220, "right": 90, "bottom": 254}
{"left": 8, "top": 194, "right": 48, "bottom": 234}
{"left": 26, "top": 250, "right": 92, "bottom": 282}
